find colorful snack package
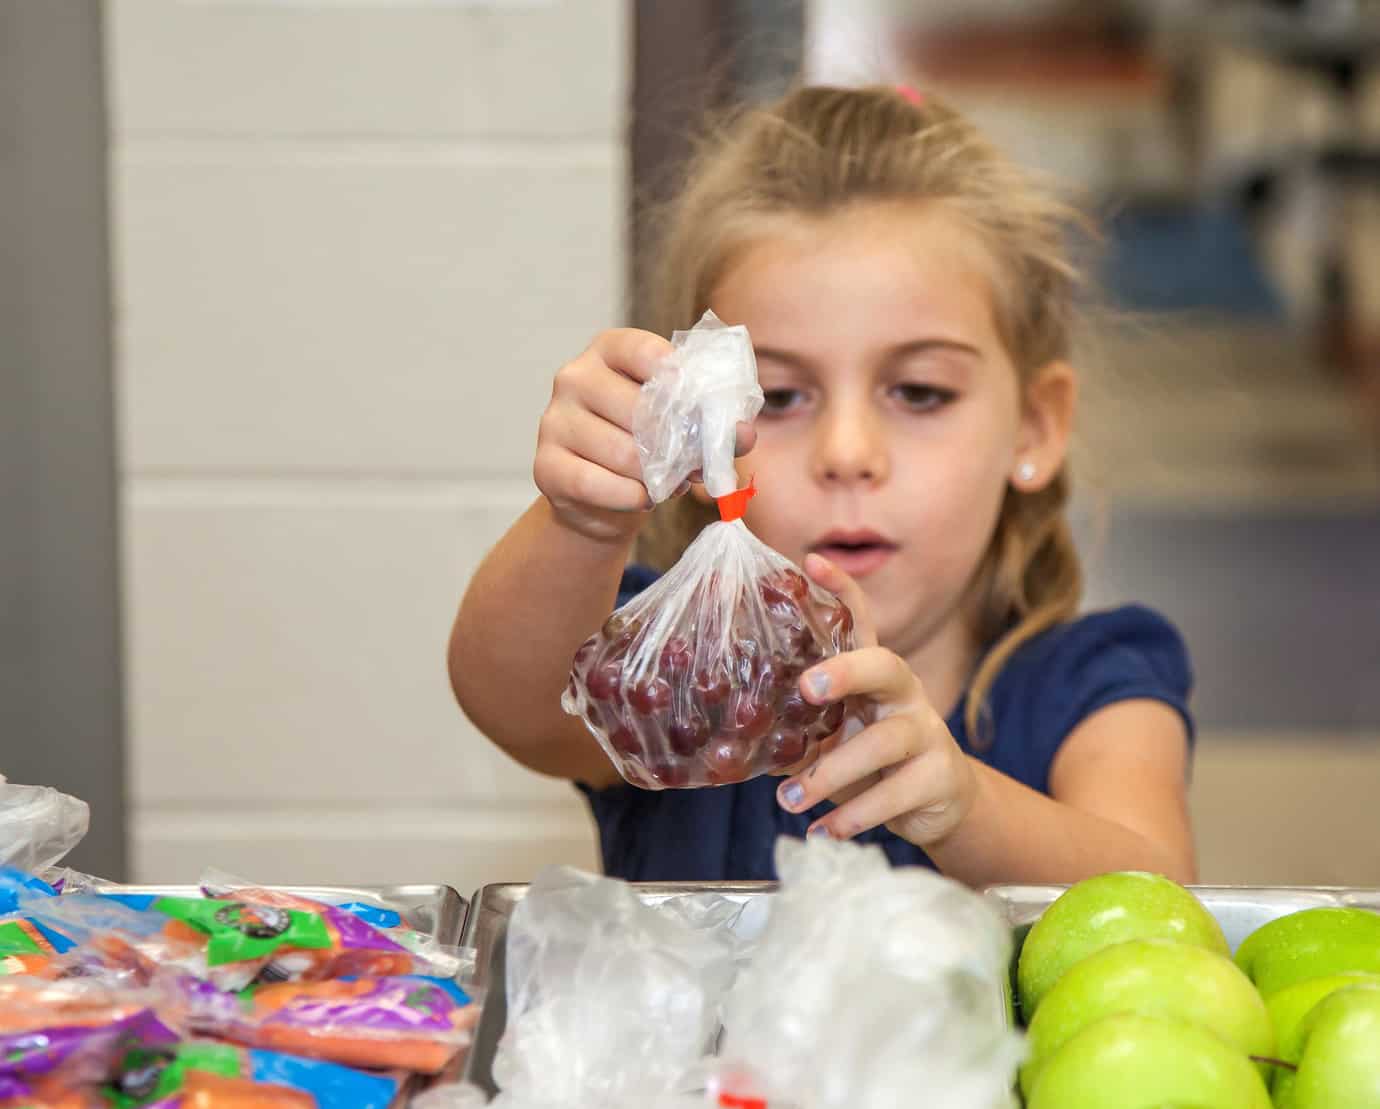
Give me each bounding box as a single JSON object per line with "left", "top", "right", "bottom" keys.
{"left": 206, "top": 976, "right": 478, "bottom": 1075}
{"left": 106, "top": 1042, "right": 399, "bottom": 1109}
{"left": 99, "top": 895, "right": 334, "bottom": 985}
{"left": 195, "top": 886, "right": 413, "bottom": 983}
{"left": 20, "top": 895, "right": 244, "bottom": 989}
{"left": 198, "top": 880, "right": 460, "bottom": 984}
{"left": 0, "top": 916, "right": 75, "bottom": 977}
{"left": 0, "top": 977, "right": 181, "bottom": 1092}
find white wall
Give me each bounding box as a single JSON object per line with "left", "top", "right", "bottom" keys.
{"left": 106, "top": 1, "right": 625, "bottom": 893}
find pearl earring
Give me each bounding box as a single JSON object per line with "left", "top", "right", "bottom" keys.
{"left": 1016, "top": 461, "right": 1036, "bottom": 484}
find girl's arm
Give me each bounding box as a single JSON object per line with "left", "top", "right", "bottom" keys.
{"left": 926, "top": 702, "right": 1195, "bottom": 886}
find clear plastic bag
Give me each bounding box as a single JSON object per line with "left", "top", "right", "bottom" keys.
{"left": 494, "top": 865, "right": 746, "bottom": 1107}
{"left": 563, "top": 312, "right": 856, "bottom": 789}
{"left": 0, "top": 783, "right": 89, "bottom": 873}
{"left": 717, "top": 836, "right": 1024, "bottom": 1109}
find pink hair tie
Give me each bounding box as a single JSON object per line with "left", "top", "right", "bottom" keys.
{"left": 895, "top": 84, "right": 926, "bottom": 107}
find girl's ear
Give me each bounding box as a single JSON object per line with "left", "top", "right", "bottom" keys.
{"left": 1012, "top": 360, "right": 1077, "bottom": 492}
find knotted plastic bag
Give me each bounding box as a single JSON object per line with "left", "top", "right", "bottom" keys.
{"left": 562, "top": 312, "right": 856, "bottom": 789}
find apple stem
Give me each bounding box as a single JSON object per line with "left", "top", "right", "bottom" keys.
{"left": 1250, "top": 1056, "right": 1297, "bottom": 1072}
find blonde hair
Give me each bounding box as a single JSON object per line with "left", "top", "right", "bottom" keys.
{"left": 637, "top": 85, "right": 1085, "bottom": 744}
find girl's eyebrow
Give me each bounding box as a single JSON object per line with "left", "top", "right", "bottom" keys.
{"left": 885, "top": 337, "right": 982, "bottom": 361}
{"left": 754, "top": 338, "right": 982, "bottom": 371}
{"left": 753, "top": 345, "right": 814, "bottom": 371}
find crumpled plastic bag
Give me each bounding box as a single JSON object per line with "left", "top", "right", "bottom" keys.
{"left": 717, "top": 836, "right": 1025, "bottom": 1109}
{"left": 564, "top": 311, "right": 856, "bottom": 790}
{"left": 0, "top": 783, "right": 89, "bottom": 873}
{"left": 632, "top": 310, "right": 763, "bottom": 503}
{"left": 493, "top": 865, "right": 749, "bottom": 1107}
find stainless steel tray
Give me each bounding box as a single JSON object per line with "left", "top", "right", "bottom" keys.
{"left": 461, "top": 879, "right": 1380, "bottom": 1099}
{"left": 101, "top": 883, "right": 469, "bottom": 947}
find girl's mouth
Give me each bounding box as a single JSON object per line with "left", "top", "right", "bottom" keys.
{"left": 811, "top": 530, "right": 899, "bottom": 578}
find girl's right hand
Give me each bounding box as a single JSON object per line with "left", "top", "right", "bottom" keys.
{"left": 535, "top": 328, "right": 755, "bottom": 543}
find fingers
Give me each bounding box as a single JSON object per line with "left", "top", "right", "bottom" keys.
{"left": 545, "top": 406, "right": 642, "bottom": 482}
{"left": 578, "top": 364, "right": 644, "bottom": 433}
{"left": 777, "top": 713, "right": 928, "bottom": 812}
{"left": 533, "top": 442, "right": 651, "bottom": 514}
{"left": 803, "top": 554, "right": 877, "bottom": 646}
{"left": 798, "top": 646, "right": 921, "bottom": 710}
{"left": 587, "top": 328, "right": 674, "bottom": 384}
{"left": 812, "top": 755, "right": 958, "bottom": 841}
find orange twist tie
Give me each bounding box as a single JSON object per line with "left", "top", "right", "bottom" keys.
{"left": 715, "top": 475, "right": 756, "bottom": 522}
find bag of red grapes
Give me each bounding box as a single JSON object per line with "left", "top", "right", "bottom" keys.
{"left": 562, "top": 312, "right": 857, "bottom": 790}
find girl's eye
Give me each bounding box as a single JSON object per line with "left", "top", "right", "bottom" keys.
{"left": 761, "top": 388, "right": 806, "bottom": 415}
{"left": 891, "top": 383, "right": 957, "bottom": 412}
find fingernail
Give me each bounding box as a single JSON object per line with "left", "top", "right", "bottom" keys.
{"left": 779, "top": 781, "right": 804, "bottom": 810}
{"left": 805, "top": 669, "right": 830, "bottom": 701}
{"left": 807, "top": 823, "right": 831, "bottom": 839}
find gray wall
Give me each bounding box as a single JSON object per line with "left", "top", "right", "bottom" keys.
{"left": 0, "top": 2, "right": 126, "bottom": 878}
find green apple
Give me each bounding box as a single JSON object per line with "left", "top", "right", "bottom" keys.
{"left": 1026, "top": 1013, "right": 1272, "bottom": 1109}
{"left": 1235, "top": 907, "right": 1380, "bottom": 998}
{"left": 1016, "top": 871, "right": 1229, "bottom": 1019}
{"left": 1277, "top": 984, "right": 1380, "bottom": 1108}
{"left": 1266, "top": 972, "right": 1380, "bottom": 1087}
{"left": 1020, "top": 938, "right": 1273, "bottom": 1098}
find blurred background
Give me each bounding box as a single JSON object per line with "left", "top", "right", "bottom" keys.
{"left": 2, "top": 0, "right": 1377, "bottom": 892}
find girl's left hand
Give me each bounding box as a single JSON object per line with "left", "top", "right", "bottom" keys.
{"left": 774, "top": 554, "right": 979, "bottom": 847}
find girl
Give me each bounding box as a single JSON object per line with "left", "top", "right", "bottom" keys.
{"left": 449, "top": 86, "right": 1197, "bottom": 887}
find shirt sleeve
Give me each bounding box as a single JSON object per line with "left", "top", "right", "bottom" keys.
{"left": 616, "top": 563, "right": 661, "bottom": 608}
{"left": 1024, "top": 604, "right": 1195, "bottom": 792}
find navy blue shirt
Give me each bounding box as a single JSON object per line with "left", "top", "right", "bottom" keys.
{"left": 578, "top": 564, "right": 1194, "bottom": 882}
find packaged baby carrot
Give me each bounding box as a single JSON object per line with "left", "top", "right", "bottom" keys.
{"left": 203, "top": 976, "right": 478, "bottom": 1075}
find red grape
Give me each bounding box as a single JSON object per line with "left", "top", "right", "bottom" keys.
{"left": 778, "top": 690, "right": 822, "bottom": 727}
{"left": 821, "top": 701, "right": 846, "bottom": 734}
{"left": 765, "top": 727, "right": 807, "bottom": 767}
{"left": 668, "top": 714, "right": 711, "bottom": 757}
{"left": 659, "top": 637, "right": 693, "bottom": 678}
{"left": 693, "top": 667, "right": 731, "bottom": 706}
{"left": 704, "top": 737, "right": 754, "bottom": 784}
{"left": 728, "top": 692, "right": 773, "bottom": 742}
{"left": 646, "top": 760, "right": 690, "bottom": 788}
{"left": 608, "top": 726, "right": 640, "bottom": 756}
{"left": 628, "top": 677, "right": 672, "bottom": 715}
{"left": 585, "top": 661, "right": 623, "bottom": 701}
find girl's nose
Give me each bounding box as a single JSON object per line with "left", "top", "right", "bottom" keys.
{"left": 813, "top": 403, "right": 889, "bottom": 487}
